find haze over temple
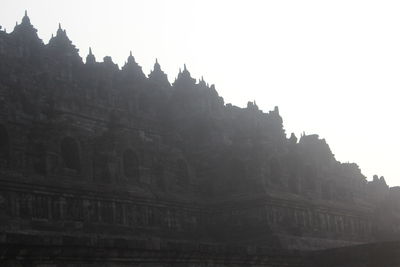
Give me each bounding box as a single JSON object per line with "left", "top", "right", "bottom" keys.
{"left": 1, "top": 12, "right": 400, "bottom": 266}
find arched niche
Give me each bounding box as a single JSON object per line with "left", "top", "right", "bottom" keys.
{"left": 122, "top": 149, "right": 139, "bottom": 181}
{"left": 60, "top": 137, "right": 81, "bottom": 172}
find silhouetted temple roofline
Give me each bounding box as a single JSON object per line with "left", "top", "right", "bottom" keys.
{"left": 57, "top": 23, "right": 68, "bottom": 37}
{"left": 154, "top": 58, "right": 161, "bottom": 70}
{"left": 0, "top": 13, "right": 297, "bottom": 121}
{"left": 1, "top": 14, "right": 281, "bottom": 115}
{"left": 86, "top": 47, "right": 96, "bottom": 64}
{"left": 121, "top": 51, "right": 146, "bottom": 79}
{"left": 102, "top": 56, "right": 119, "bottom": 70}
{"left": 198, "top": 76, "right": 207, "bottom": 87}
{"left": 47, "top": 22, "right": 81, "bottom": 61}
{"left": 128, "top": 50, "right": 134, "bottom": 62}
{"left": 11, "top": 11, "right": 42, "bottom": 45}
{"left": 0, "top": 14, "right": 395, "bottom": 191}
{"left": 149, "top": 58, "right": 170, "bottom": 87}
{"left": 174, "top": 64, "right": 196, "bottom": 87}
{"left": 289, "top": 133, "right": 298, "bottom": 144}
{"left": 22, "top": 10, "right": 30, "bottom": 24}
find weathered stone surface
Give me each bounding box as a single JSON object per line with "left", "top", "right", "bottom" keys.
{"left": 0, "top": 13, "right": 399, "bottom": 266}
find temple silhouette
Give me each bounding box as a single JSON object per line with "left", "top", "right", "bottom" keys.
{"left": 0, "top": 12, "right": 400, "bottom": 266}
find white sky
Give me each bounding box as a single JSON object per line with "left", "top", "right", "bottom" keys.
{"left": 1, "top": 0, "right": 400, "bottom": 186}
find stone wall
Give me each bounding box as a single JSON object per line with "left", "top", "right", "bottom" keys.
{"left": 0, "top": 233, "right": 309, "bottom": 267}
{"left": 0, "top": 177, "right": 376, "bottom": 250}
{"left": 0, "top": 13, "right": 400, "bottom": 261}
{"left": 310, "top": 241, "right": 400, "bottom": 267}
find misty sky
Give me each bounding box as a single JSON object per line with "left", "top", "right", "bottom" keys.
{"left": 1, "top": 0, "right": 400, "bottom": 186}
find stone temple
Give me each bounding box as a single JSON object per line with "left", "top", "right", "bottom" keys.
{"left": 0, "top": 12, "right": 400, "bottom": 266}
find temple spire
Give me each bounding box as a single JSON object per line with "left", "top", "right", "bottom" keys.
{"left": 174, "top": 64, "right": 196, "bottom": 87}
{"left": 11, "top": 10, "right": 41, "bottom": 45}
{"left": 122, "top": 50, "right": 145, "bottom": 79}
{"left": 20, "top": 10, "right": 31, "bottom": 26}
{"left": 149, "top": 58, "right": 170, "bottom": 87}
{"left": 55, "top": 23, "right": 66, "bottom": 37}
{"left": 153, "top": 58, "right": 161, "bottom": 70}
{"left": 127, "top": 50, "right": 135, "bottom": 64}
{"left": 199, "top": 76, "right": 207, "bottom": 87}
{"left": 86, "top": 47, "right": 96, "bottom": 65}
{"left": 47, "top": 22, "right": 80, "bottom": 62}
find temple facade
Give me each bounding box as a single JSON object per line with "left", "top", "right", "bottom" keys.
{"left": 0, "top": 13, "right": 400, "bottom": 266}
